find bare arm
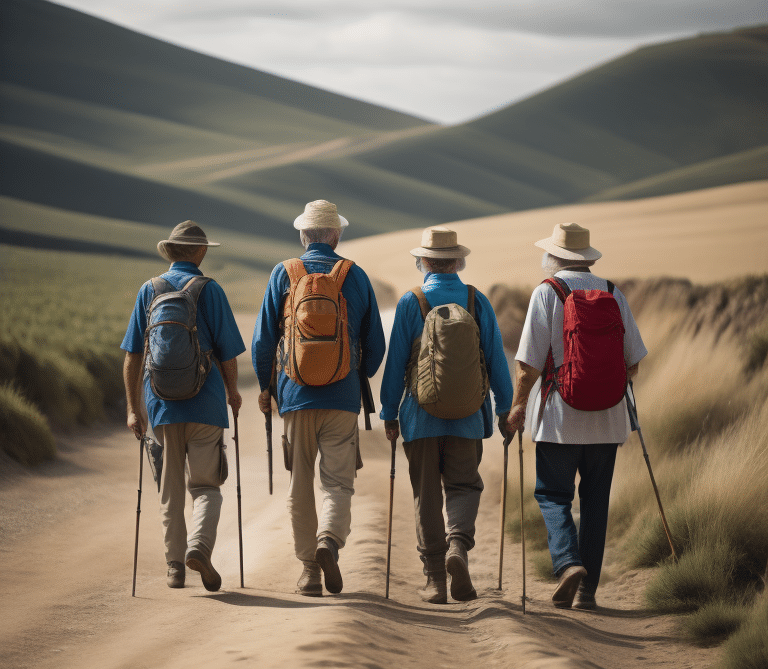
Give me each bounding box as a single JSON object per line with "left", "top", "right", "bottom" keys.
{"left": 220, "top": 357, "right": 242, "bottom": 417}
{"left": 506, "top": 360, "right": 541, "bottom": 434}
{"left": 123, "top": 352, "right": 146, "bottom": 439}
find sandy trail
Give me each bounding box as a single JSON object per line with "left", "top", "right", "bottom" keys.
{"left": 0, "top": 316, "right": 718, "bottom": 669}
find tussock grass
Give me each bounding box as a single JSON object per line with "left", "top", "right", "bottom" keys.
{"left": 683, "top": 600, "right": 748, "bottom": 646}
{"left": 716, "top": 595, "right": 768, "bottom": 669}
{"left": 0, "top": 383, "right": 55, "bottom": 465}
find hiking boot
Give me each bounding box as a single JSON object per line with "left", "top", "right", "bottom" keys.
{"left": 314, "top": 537, "right": 343, "bottom": 594}
{"left": 419, "top": 556, "right": 447, "bottom": 604}
{"left": 445, "top": 540, "right": 477, "bottom": 601}
{"left": 573, "top": 582, "right": 597, "bottom": 610}
{"left": 297, "top": 561, "right": 323, "bottom": 597}
{"left": 552, "top": 565, "right": 587, "bottom": 608}
{"left": 185, "top": 548, "right": 222, "bottom": 592}
{"left": 166, "top": 561, "right": 185, "bottom": 588}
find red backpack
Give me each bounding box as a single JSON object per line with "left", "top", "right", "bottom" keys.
{"left": 540, "top": 276, "right": 627, "bottom": 412}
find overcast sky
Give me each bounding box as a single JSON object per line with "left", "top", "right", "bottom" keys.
{"left": 52, "top": 0, "right": 765, "bottom": 124}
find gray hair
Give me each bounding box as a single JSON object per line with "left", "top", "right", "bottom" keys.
{"left": 300, "top": 227, "right": 342, "bottom": 249}
{"left": 416, "top": 256, "right": 466, "bottom": 275}
{"left": 541, "top": 252, "right": 595, "bottom": 278}
{"left": 162, "top": 243, "right": 206, "bottom": 262}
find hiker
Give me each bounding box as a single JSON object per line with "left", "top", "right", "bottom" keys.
{"left": 121, "top": 220, "right": 245, "bottom": 591}
{"left": 380, "top": 227, "right": 513, "bottom": 604}
{"left": 252, "top": 200, "right": 386, "bottom": 596}
{"left": 506, "top": 222, "right": 647, "bottom": 610}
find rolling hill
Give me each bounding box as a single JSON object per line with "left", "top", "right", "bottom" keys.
{"left": 1, "top": 0, "right": 766, "bottom": 250}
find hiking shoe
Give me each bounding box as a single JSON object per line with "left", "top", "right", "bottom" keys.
{"left": 445, "top": 540, "right": 477, "bottom": 601}
{"left": 552, "top": 565, "right": 587, "bottom": 608}
{"left": 418, "top": 555, "right": 448, "bottom": 604}
{"left": 297, "top": 561, "right": 323, "bottom": 597}
{"left": 314, "top": 537, "right": 343, "bottom": 594}
{"left": 573, "top": 583, "right": 597, "bottom": 610}
{"left": 166, "top": 561, "right": 185, "bottom": 589}
{"left": 185, "top": 548, "right": 222, "bottom": 592}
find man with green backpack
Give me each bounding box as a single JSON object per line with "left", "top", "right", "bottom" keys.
{"left": 380, "top": 227, "right": 513, "bottom": 603}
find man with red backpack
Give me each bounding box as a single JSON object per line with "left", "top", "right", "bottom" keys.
{"left": 252, "top": 200, "right": 385, "bottom": 596}
{"left": 506, "top": 222, "right": 647, "bottom": 610}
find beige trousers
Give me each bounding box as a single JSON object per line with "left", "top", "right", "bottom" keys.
{"left": 153, "top": 422, "right": 224, "bottom": 564}
{"left": 283, "top": 410, "right": 358, "bottom": 562}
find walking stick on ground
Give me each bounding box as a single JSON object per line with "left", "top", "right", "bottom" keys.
{"left": 626, "top": 381, "right": 677, "bottom": 561}
{"left": 385, "top": 438, "right": 397, "bottom": 599}
{"left": 234, "top": 413, "right": 245, "bottom": 588}
{"left": 498, "top": 433, "right": 511, "bottom": 590}
{"left": 266, "top": 412, "right": 273, "bottom": 495}
{"left": 518, "top": 431, "right": 526, "bottom": 615}
{"left": 132, "top": 435, "right": 145, "bottom": 597}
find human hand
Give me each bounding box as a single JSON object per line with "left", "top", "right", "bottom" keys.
{"left": 228, "top": 390, "right": 243, "bottom": 417}
{"left": 497, "top": 411, "right": 511, "bottom": 440}
{"left": 127, "top": 411, "right": 146, "bottom": 441}
{"left": 506, "top": 404, "right": 526, "bottom": 435}
{"left": 258, "top": 389, "right": 272, "bottom": 414}
{"left": 384, "top": 420, "right": 399, "bottom": 442}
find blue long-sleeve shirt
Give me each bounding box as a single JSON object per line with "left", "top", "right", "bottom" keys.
{"left": 380, "top": 272, "right": 513, "bottom": 442}
{"left": 252, "top": 243, "right": 386, "bottom": 415}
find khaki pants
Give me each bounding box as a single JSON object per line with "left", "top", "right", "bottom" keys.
{"left": 283, "top": 410, "right": 358, "bottom": 562}
{"left": 403, "top": 435, "right": 484, "bottom": 559}
{"left": 153, "top": 423, "right": 224, "bottom": 564}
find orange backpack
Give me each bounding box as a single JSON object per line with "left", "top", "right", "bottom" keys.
{"left": 278, "top": 258, "right": 354, "bottom": 386}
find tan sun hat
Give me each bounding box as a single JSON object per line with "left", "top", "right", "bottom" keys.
{"left": 157, "top": 220, "right": 219, "bottom": 260}
{"left": 534, "top": 222, "right": 601, "bottom": 261}
{"left": 410, "top": 226, "right": 470, "bottom": 259}
{"left": 293, "top": 200, "right": 349, "bottom": 230}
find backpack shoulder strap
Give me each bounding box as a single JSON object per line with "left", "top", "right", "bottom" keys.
{"left": 466, "top": 285, "right": 476, "bottom": 318}
{"left": 181, "top": 275, "right": 212, "bottom": 303}
{"left": 607, "top": 280, "right": 615, "bottom": 294}
{"left": 542, "top": 276, "right": 571, "bottom": 303}
{"left": 409, "top": 287, "right": 432, "bottom": 320}
{"left": 283, "top": 258, "right": 307, "bottom": 285}
{"left": 329, "top": 259, "right": 354, "bottom": 288}
{"left": 150, "top": 277, "right": 175, "bottom": 297}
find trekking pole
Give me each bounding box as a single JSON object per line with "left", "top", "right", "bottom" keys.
{"left": 266, "top": 412, "right": 273, "bottom": 495}
{"left": 234, "top": 414, "right": 245, "bottom": 588}
{"left": 132, "top": 434, "right": 145, "bottom": 597}
{"left": 626, "top": 381, "right": 677, "bottom": 561}
{"left": 385, "top": 438, "right": 396, "bottom": 599}
{"left": 518, "top": 431, "right": 526, "bottom": 614}
{"left": 498, "top": 433, "right": 511, "bottom": 590}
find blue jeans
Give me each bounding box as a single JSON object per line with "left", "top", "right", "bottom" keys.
{"left": 534, "top": 442, "right": 618, "bottom": 588}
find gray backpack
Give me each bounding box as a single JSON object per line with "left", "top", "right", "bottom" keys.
{"left": 406, "top": 286, "right": 489, "bottom": 419}
{"left": 143, "top": 275, "right": 212, "bottom": 401}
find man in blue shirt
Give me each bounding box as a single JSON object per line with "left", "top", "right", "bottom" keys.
{"left": 380, "top": 227, "right": 513, "bottom": 604}
{"left": 253, "top": 200, "right": 385, "bottom": 596}
{"left": 122, "top": 220, "right": 245, "bottom": 591}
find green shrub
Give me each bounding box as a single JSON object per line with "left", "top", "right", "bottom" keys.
{"left": 0, "top": 383, "right": 55, "bottom": 465}
{"left": 716, "top": 595, "right": 768, "bottom": 669}
{"left": 683, "top": 600, "right": 747, "bottom": 646}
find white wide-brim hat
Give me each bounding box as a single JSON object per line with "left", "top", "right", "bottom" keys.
{"left": 157, "top": 220, "right": 219, "bottom": 261}
{"left": 293, "top": 200, "right": 349, "bottom": 230}
{"left": 410, "top": 226, "right": 470, "bottom": 259}
{"left": 534, "top": 222, "right": 601, "bottom": 261}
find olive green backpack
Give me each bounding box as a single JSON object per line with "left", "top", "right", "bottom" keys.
{"left": 406, "top": 286, "right": 489, "bottom": 420}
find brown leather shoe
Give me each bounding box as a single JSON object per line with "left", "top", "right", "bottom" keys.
{"left": 446, "top": 540, "right": 477, "bottom": 601}
{"left": 185, "top": 549, "right": 222, "bottom": 592}
{"left": 297, "top": 561, "right": 322, "bottom": 597}
{"left": 552, "top": 565, "right": 587, "bottom": 608}
{"left": 166, "top": 561, "right": 185, "bottom": 588}
{"left": 315, "top": 538, "right": 343, "bottom": 594}
{"left": 419, "top": 556, "right": 447, "bottom": 604}
{"left": 573, "top": 583, "right": 597, "bottom": 610}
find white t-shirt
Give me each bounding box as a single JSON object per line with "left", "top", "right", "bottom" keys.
{"left": 515, "top": 271, "right": 647, "bottom": 445}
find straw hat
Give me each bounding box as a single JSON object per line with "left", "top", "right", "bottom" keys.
{"left": 534, "top": 222, "right": 601, "bottom": 261}
{"left": 410, "top": 227, "right": 470, "bottom": 259}
{"left": 293, "top": 200, "right": 349, "bottom": 230}
{"left": 157, "top": 220, "right": 219, "bottom": 261}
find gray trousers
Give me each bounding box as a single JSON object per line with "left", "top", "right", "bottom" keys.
{"left": 153, "top": 423, "right": 224, "bottom": 564}
{"left": 403, "top": 435, "right": 484, "bottom": 560}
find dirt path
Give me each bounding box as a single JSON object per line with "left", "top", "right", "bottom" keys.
{"left": 0, "top": 316, "right": 719, "bottom": 669}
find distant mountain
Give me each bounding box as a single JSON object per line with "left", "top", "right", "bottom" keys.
{"left": 1, "top": 0, "right": 766, "bottom": 244}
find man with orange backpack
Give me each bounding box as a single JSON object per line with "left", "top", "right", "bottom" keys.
{"left": 506, "top": 222, "right": 647, "bottom": 610}
{"left": 252, "top": 200, "right": 385, "bottom": 596}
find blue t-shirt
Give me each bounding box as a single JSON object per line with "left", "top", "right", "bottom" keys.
{"left": 252, "top": 244, "right": 386, "bottom": 415}
{"left": 121, "top": 261, "right": 246, "bottom": 429}
{"left": 379, "top": 272, "right": 513, "bottom": 442}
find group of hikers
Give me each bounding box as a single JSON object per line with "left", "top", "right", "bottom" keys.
{"left": 121, "top": 199, "right": 646, "bottom": 610}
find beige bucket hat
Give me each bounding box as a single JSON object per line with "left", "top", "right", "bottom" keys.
{"left": 534, "top": 222, "right": 601, "bottom": 261}
{"left": 410, "top": 226, "right": 470, "bottom": 259}
{"left": 157, "top": 220, "right": 219, "bottom": 260}
{"left": 293, "top": 200, "right": 349, "bottom": 230}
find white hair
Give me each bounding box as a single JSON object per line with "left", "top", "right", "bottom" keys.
{"left": 541, "top": 252, "right": 595, "bottom": 278}
{"left": 416, "top": 256, "right": 466, "bottom": 274}
{"left": 300, "top": 227, "right": 342, "bottom": 249}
